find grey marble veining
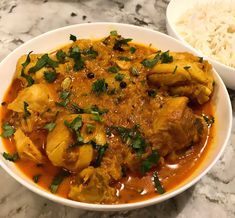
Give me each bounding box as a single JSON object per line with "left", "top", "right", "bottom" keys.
{"left": 0, "top": 0, "right": 235, "bottom": 217}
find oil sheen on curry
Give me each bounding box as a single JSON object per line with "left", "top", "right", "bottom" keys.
{"left": 0, "top": 31, "right": 215, "bottom": 204}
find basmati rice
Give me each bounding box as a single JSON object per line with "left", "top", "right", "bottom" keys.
{"left": 176, "top": 1, "right": 235, "bottom": 68}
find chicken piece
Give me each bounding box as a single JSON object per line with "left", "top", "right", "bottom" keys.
{"left": 46, "top": 114, "right": 107, "bottom": 171}
{"left": 101, "top": 155, "right": 122, "bottom": 180}
{"left": 14, "top": 128, "right": 44, "bottom": 163}
{"left": 147, "top": 52, "right": 214, "bottom": 104}
{"left": 148, "top": 97, "right": 206, "bottom": 156}
{"left": 68, "top": 167, "right": 116, "bottom": 203}
{"left": 8, "top": 84, "right": 55, "bottom": 113}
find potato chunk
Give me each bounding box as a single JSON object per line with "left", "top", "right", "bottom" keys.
{"left": 14, "top": 128, "right": 44, "bottom": 163}
{"left": 8, "top": 84, "right": 55, "bottom": 113}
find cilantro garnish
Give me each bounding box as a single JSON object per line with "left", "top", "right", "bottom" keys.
{"left": 110, "top": 30, "right": 118, "bottom": 36}
{"left": 92, "top": 79, "right": 107, "bottom": 95}
{"left": 21, "top": 51, "right": 34, "bottom": 86}
{"left": 140, "top": 151, "right": 160, "bottom": 174}
{"left": 44, "top": 71, "right": 57, "bottom": 83}
{"left": 2, "top": 152, "right": 19, "bottom": 162}
{"left": 56, "top": 50, "right": 66, "bottom": 63}
{"left": 50, "top": 170, "right": 70, "bottom": 193}
{"left": 153, "top": 171, "right": 165, "bottom": 194}
{"left": 70, "top": 34, "right": 77, "bottom": 42}
{"left": 44, "top": 122, "right": 56, "bottom": 132}
{"left": 33, "top": 174, "right": 41, "bottom": 183}
{"left": 83, "top": 47, "right": 98, "bottom": 59}
{"left": 69, "top": 46, "right": 84, "bottom": 71}
{"left": 0, "top": 123, "right": 15, "bottom": 138}
{"left": 29, "top": 54, "right": 58, "bottom": 73}
{"left": 129, "top": 47, "right": 136, "bottom": 54}
{"left": 94, "top": 144, "right": 108, "bottom": 167}
{"left": 113, "top": 38, "right": 133, "bottom": 51}
{"left": 108, "top": 66, "right": 119, "bottom": 73}
{"left": 115, "top": 73, "right": 125, "bottom": 81}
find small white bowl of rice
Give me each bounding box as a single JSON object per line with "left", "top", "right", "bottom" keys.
{"left": 166, "top": 0, "right": 235, "bottom": 89}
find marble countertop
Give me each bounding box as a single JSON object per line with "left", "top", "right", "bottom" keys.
{"left": 0, "top": 0, "right": 235, "bottom": 217}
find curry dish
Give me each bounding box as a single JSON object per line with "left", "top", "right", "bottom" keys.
{"left": 0, "top": 31, "right": 215, "bottom": 204}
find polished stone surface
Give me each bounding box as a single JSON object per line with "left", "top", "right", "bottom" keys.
{"left": 0, "top": 0, "right": 235, "bottom": 217}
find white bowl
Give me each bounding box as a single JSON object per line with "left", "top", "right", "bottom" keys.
{"left": 0, "top": 23, "right": 232, "bottom": 211}
{"left": 166, "top": 0, "right": 235, "bottom": 90}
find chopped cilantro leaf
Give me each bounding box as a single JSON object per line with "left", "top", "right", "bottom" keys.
{"left": 115, "top": 73, "right": 125, "bottom": 81}
{"left": 108, "top": 66, "right": 119, "bottom": 73}
{"left": 50, "top": 170, "right": 70, "bottom": 193}
{"left": 140, "top": 151, "right": 160, "bottom": 174}
{"left": 71, "top": 104, "right": 108, "bottom": 115}
{"left": 91, "top": 114, "right": 102, "bottom": 122}
{"left": 110, "top": 30, "right": 118, "bottom": 36}
{"left": 130, "top": 47, "right": 136, "bottom": 54}
{"left": 71, "top": 103, "right": 84, "bottom": 113}
{"left": 33, "top": 174, "right": 41, "bottom": 183}
{"left": 84, "top": 105, "right": 109, "bottom": 115}
{"left": 142, "top": 51, "right": 173, "bottom": 67}
{"left": 21, "top": 74, "right": 34, "bottom": 86}
{"left": 118, "top": 56, "right": 131, "bottom": 61}
{"left": 69, "top": 46, "right": 84, "bottom": 71}
{"left": 130, "top": 67, "right": 140, "bottom": 76}
{"left": 70, "top": 34, "right": 77, "bottom": 42}
{"left": 29, "top": 54, "right": 58, "bottom": 73}
{"left": 114, "top": 125, "right": 147, "bottom": 154}
{"left": 60, "top": 90, "right": 71, "bottom": 100}
{"left": 113, "top": 38, "right": 133, "bottom": 51}
{"left": 44, "top": 71, "right": 57, "bottom": 83}
{"left": 202, "top": 114, "right": 214, "bottom": 127}
{"left": 153, "top": 171, "right": 165, "bottom": 194}
{"left": 55, "top": 99, "right": 69, "bottom": 107}
{"left": 44, "top": 122, "right": 56, "bottom": 132}
{"left": 199, "top": 57, "right": 203, "bottom": 63}
{"left": 56, "top": 50, "right": 66, "bottom": 63}
{"left": 21, "top": 51, "right": 34, "bottom": 86}
{"left": 160, "top": 50, "right": 173, "bottom": 63}
{"left": 1, "top": 123, "right": 15, "bottom": 138}
{"left": 64, "top": 115, "right": 82, "bottom": 131}
{"left": 141, "top": 53, "right": 160, "bottom": 68}
{"left": 92, "top": 79, "right": 107, "bottom": 95}
{"left": 2, "top": 152, "right": 19, "bottom": 162}
{"left": 83, "top": 47, "right": 98, "bottom": 59}
{"left": 22, "top": 51, "right": 33, "bottom": 68}
{"left": 94, "top": 144, "right": 108, "bottom": 167}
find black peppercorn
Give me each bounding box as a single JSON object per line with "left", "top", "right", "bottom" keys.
{"left": 87, "top": 72, "right": 95, "bottom": 79}
{"left": 120, "top": 81, "right": 127, "bottom": 89}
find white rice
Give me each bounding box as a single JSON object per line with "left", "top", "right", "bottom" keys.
{"left": 176, "top": 1, "right": 235, "bottom": 68}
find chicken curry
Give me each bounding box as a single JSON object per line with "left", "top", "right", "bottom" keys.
{"left": 0, "top": 31, "right": 215, "bottom": 204}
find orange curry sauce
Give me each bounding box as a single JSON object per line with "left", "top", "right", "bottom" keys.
{"left": 1, "top": 80, "right": 214, "bottom": 204}
{"left": 0, "top": 38, "right": 215, "bottom": 204}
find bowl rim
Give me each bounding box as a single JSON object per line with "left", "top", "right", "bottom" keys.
{"left": 0, "top": 22, "right": 232, "bottom": 211}
{"left": 166, "top": 0, "right": 235, "bottom": 72}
